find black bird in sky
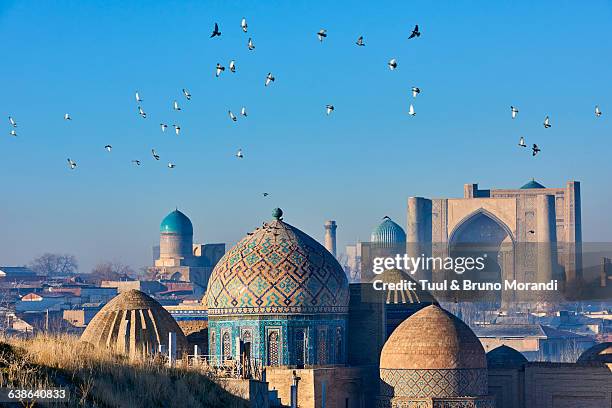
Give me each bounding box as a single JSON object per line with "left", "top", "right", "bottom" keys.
{"left": 211, "top": 23, "right": 221, "bottom": 38}
{"left": 408, "top": 25, "right": 421, "bottom": 39}
{"left": 532, "top": 144, "right": 541, "bottom": 156}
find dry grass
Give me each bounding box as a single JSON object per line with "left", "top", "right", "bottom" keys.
{"left": 0, "top": 334, "right": 248, "bottom": 408}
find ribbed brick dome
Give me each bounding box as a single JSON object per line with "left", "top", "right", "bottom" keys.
{"left": 81, "top": 289, "right": 187, "bottom": 356}
{"left": 380, "top": 305, "right": 486, "bottom": 370}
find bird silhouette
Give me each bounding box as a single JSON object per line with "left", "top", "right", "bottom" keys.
{"left": 511, "top": 106, "right": 518, "bottom": 119}
{"left": 356, "top": 36, "right": 365, "bottom": 46}
{"left": 408, "top": 25, "right": 421, "bottom": 39}
{"left": 532, "top": 144, "right": 541, "bottom": 156}
{"left": 211, "top": 23, "right": 221, "bottom": 38}
{"left": 317, "top": 29, "right": 327, "bottom": 42}
{"left": 265, "top": 73, "right": 275, "bottom": 86}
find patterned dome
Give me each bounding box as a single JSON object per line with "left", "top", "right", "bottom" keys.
{"left": 160, "top": 209, "right": 193, "bottom": 235}
{"left": 81, "top": 289, "right": 188, "bottom": 356}
{"left": 371, "top": 216, "right": 406, "bottom": 244}
{"left": 206, "top": 209, "right": 350, "bottom": 316}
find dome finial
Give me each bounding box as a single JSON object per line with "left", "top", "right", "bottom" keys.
{"left": 272, "top": 207, "right": 283, "bottom": 220}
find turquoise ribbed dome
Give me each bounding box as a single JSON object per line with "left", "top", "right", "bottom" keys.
{"left": 520, "top": 179, "right": 546, "bottom": 189}
{"left": 160, "top": 210, "right": 193, "bottom": 235}
{"left": 371, "top": 216, "right": 406, "bottom": 244}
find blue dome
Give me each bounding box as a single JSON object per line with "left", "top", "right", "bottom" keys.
{"left": 371, "top": 216, "right": 406, "bottom": 244}
{"left": 520, "top": 179, "right": 546, "bottom": 189}
{"left": 160, "top": 210, "right": 193, "bottom": 235}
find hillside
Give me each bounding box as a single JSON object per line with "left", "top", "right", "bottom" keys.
{"left": 0, "top": 334, "right": 248, "bottom": 408}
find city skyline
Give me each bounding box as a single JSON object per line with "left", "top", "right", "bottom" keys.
{"left": 1, "top": 1, "right": 612, "bottom": 272}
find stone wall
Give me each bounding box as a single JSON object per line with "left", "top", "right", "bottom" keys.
{"left": 266, "top": 366, "right": 377, "bottom": 408}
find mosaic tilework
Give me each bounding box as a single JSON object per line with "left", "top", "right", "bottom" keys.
{"left": 208, "top": 316, "right": 347, "bottom": 366}
{"left": 207, "top": 219, "right": 350, "bottom": 316}
{"left": 377, "top": 397, "right": 495, "bottom": 408}
{"left": 379, "top": 368, "right": 488, "bottom": 398}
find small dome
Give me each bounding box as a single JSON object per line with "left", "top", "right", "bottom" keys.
{"left": 81, "top": 289, "right": 188, "bottom": 356}
{"left": 520, "top": 179, "right": 546, "bottom": 189}
{"left": 486, "top": 345, "right": 527, "bottom": 369}
{"left": 370, "top": 269, "right": 437, "bottom": 305}
{"left": 380, "top": 305, "right": 485, "bottom": 370}
{"left": 160, "top": 209, "right": 193, "bottom": 235}
{"left": 206, "top": 210, "right": 350, "bottom": 316}
{"left": 371, "top": 216, "right": 406, "bottom": 244}
{"left": 577, "top": 342, "right": 612, "bottom": 364}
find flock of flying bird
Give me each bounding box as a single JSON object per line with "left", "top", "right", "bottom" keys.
{"left": 5, "top": 20, "right": 606, "bottom": 171}
{"left": 514, "top": 104, "right": 603, "bottom": 157}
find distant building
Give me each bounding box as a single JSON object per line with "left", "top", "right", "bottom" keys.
{"left": 63, "top": 303, "right": 103, "bottom": 327}
{"left": 101, "top": 280, "right": 165, "bottom": 295}
{"left": 149, "top": 209, "right": 224, "bottom": 296}
{"left": 0, "top": 266, "right": 38, "bottom": 281}
{"left": 406, "top": 180, "right": 582, "bottom": 308}
{"left": 474, "top": 323, "right": 595, "bottom": 362}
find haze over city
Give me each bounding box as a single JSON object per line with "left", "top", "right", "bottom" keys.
{"left": 2, "top": 0, "right": 612, "bottom": 272}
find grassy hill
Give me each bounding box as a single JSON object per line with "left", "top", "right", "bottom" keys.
{"left": 0, "top": 334, "right": 248, "bottom": 408}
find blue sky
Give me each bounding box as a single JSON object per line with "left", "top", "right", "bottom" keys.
{"left": 1, "top": 1, "right": 611, "bottom": 272}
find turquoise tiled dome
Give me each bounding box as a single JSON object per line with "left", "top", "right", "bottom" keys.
{"left": 371, "top": 216, "right": 406, "bottom": 244}
{"left": 206, "top": 210, "right": 350, "bottom": 316}
{"left": 160, "top": 210, "right": 193, "bottom": 235}
{"left": 520, "top": 179, "right": 546, "bottom": 189}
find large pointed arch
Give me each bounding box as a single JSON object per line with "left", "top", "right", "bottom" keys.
{"left": 448, "top": 208, "right": 515, "bottom": 246}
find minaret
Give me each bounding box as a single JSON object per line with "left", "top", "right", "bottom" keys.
{"left": 324, "top": 221, "right": 337, "bottom": 258}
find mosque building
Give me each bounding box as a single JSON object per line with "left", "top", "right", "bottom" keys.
{"left": 205, "top": 208, "right": 350, "bottom": 367}
{"left": 150, "top": 209, "right": 225, "bottom": 296}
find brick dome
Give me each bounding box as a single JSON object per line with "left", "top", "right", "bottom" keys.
{"left": 379, "top": 305, "right": 488, "bottom": 400}
{"left": 381, "top": 305, "right": 486, "bottom": 370}
{"left": 81, "top": 289, "right": 188, "bottom": 356}
{"left": 486, "top": 345, "right": 527, "bottom": 369}
{"left": 206, "top": 209, "right": 349, "bottom": 316}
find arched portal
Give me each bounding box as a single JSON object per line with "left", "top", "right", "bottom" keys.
{"left": 448, "top": 209, "right": 515, "bottom": 306}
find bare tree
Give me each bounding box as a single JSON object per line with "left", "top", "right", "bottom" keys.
{"left": 29, "top": 253, "right": 78, "bottom": 276}
{"left": 89, "top": 261, "right": 135, "bottom": 284}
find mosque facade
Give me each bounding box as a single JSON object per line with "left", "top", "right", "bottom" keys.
{"left": 406, "top": 180, "right": 583, "bottom": 307}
